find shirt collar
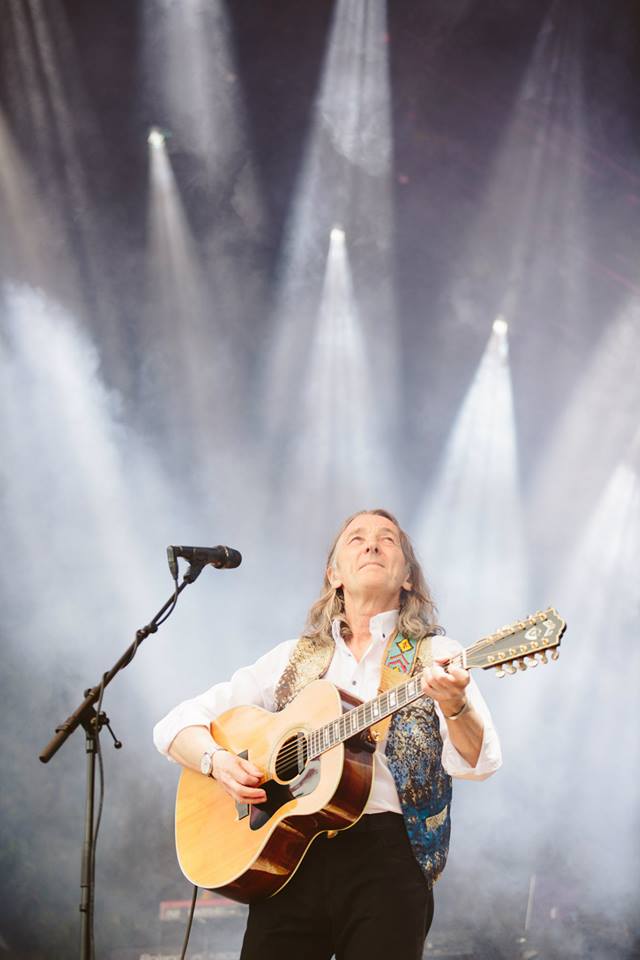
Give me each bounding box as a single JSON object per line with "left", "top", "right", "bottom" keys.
{"left": 331, "top": 609, "right": 400, "bottom": 648}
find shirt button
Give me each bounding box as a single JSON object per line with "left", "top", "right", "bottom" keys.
{"left": 352, "top": 680, "right": 357, "bottom": 686}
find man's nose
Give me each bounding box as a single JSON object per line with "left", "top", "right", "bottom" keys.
{"left": 365, "top": 542, "right": 380, "bottom": 553}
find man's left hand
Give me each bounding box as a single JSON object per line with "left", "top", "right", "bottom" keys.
{"left": 421, "top": 661, "right": 470, "bottom": 717}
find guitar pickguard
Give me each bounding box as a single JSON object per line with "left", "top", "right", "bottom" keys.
{"left": 245, "top": 758, "right": 322, "bottom": 830}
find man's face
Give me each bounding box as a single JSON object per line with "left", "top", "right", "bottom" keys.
{"left": 328, "top": 513, "right": 412, "bottom": 604}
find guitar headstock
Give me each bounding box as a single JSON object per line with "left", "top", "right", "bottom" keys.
{"left": 466, "top": 608, "right": 566, "bottom": 677}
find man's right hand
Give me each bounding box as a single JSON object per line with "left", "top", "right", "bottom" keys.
{"left": 212, "top": 750, "right": 267, "bottom": 804}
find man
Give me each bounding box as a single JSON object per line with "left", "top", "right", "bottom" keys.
{"left": 154, "top": 509, "right": 501, "bottom": 960}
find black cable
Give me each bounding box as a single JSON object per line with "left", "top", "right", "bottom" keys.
{"left": 179, "top": 884, "right": 199, "bottom": 960}
{"left": 123, "top": 579, "right": 179, "bottom": 668}
{"left": 155, "top": 577, "right": 179, "bottom": 627}
{"left": 89, "top": 674, "right": 108, "bottom": 960}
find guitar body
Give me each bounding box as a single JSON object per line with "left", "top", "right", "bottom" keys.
{"left": 175, "top": 679, "right": 374, "bottom": 902}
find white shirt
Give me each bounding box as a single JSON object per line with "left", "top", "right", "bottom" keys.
{"left": 153, "top": 610, "right": 502, "bottom": 813}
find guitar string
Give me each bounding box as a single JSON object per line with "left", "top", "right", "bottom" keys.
{"left": 272, "top": 621, "right": 555, "bottom": 769}
{"left": 274, "top": 681, "right": 422, "bottom": 767}
{"left": 276, "top": 649, "right": 554, "bottom": 769}
{"left": 281, "top": 671, "right": 429, "bottom": 760}
{"left": 274, "top": 693, "right": 410, "bottom": 768}
{"left": 274, "top": 621, "right": 555, "bottom": 768}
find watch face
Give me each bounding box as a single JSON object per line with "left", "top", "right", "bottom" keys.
{"left": 200, "top": 752, "right": 213, "bottom": 776}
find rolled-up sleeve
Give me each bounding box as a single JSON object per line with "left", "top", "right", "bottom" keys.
{"left": 432, "top": 636, "right": 503, "bottom": 781}
{"left": 153, "top": 639, "right": 295, "bottom": 759}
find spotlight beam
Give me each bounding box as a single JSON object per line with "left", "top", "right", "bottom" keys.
{"left": 415, "top": 324, "right": 527, "bottom": 639}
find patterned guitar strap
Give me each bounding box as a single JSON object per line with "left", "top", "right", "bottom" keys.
{"left": 370, "top": 629, "right": 433, "bottom": 743}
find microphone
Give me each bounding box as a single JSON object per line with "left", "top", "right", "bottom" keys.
{"left": 167, "top": 545, "right": 242, "bottom": 579}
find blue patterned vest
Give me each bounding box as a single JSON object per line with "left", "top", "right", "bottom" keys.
{"left": 273, "top": 634, "right": 452, "bottom": 887}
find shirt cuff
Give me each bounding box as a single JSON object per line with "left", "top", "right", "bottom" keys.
{"left": 441, "top": 721, "right": 503, "bottom": 781}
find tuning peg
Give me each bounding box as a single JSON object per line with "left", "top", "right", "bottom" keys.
{"left": 495, "top": 666, "right": 506, "bottom": 679}
{"left": 504, "top": 662, "right": 517, "bottom": 676}
{"left": 525, "top": 656, "right": 538, "bottom": 668}
{"left": 551, "top": 649, "right": 559, "bottom": 661}
{"left": 538, "top": 652, "right": 548, "bottom": 665}
{"left": 517, "top": 659, "right": 527, "bottom": 671}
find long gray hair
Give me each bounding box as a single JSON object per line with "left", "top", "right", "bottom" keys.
{"left": 302, "top": 508, "right": 443, "bottom": 644}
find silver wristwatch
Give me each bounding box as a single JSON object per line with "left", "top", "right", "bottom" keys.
{"left": 200, "top": 750, "right": 216, "bottom": 777}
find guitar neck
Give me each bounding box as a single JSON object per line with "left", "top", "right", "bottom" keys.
{"left": 307, "top": 671, "right": 426, "bottom": 761}
{"left": 306, "top": 608, "right": 565, "bottom": 760}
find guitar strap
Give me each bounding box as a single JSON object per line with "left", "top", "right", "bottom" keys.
{"left": 370, "top": 630, "right": 433, "bottom": 742}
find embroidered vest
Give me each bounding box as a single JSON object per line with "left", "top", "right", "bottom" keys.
{"left": 273, "top": 634, "right": 452, "bottom": 887}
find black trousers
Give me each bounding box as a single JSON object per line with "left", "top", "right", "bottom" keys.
{"left": 240, "top": 813, "right": 434, "bottom": 960}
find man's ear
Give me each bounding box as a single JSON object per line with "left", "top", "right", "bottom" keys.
{"left": 327, "top": 565, "right": 343, "bottom": 589}
{"left": 402, "top": 569, "right": 412, "bottom": 592}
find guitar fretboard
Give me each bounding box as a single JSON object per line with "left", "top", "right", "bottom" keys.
{"left": 307, "top": 673, "right": 426, "bottom": 760}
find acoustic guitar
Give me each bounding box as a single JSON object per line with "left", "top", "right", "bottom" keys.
{"left": 174, "top": 608, "right": 565, "bottom": 902}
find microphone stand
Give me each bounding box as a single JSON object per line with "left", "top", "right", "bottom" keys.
{"left": 39, "top": 565, "right": 206, "bottom": 960}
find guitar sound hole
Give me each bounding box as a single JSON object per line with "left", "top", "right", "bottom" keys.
{"left": 275, "top": 733, "right": 308, "bottom": 782}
